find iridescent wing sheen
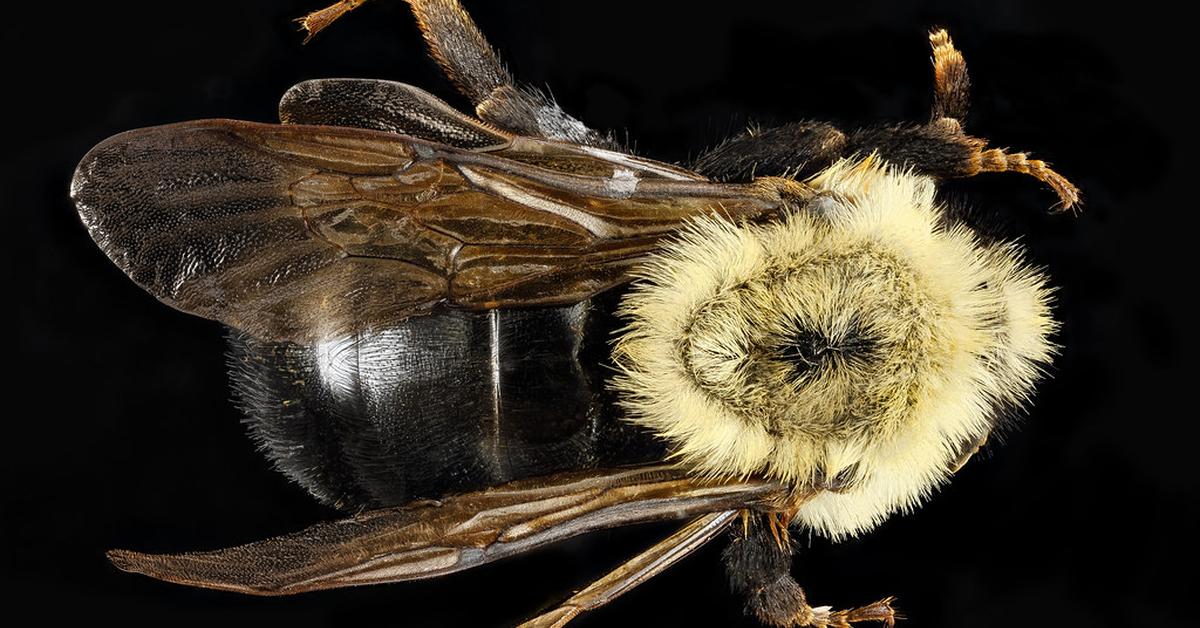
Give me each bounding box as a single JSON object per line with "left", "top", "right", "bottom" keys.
{"left": 72, "top": 119, "right": 791, "bottom": 342}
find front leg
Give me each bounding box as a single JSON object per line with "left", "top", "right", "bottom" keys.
{"left": 723, "top": 514, "right": 897, "bottom": 627}
{"left": 694, "top": 29, "right": 1078, "bottom": 210}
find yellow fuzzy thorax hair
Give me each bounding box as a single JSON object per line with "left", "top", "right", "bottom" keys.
{"left": 612, "top": 157, "right": 1056, "bottom": 540}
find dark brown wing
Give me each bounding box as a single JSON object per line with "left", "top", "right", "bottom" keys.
{"left": 72, "top": 120, "right": 792, "bottom": 342}
{"left": 106, "top": 465, "right": 786, "bottom": 595}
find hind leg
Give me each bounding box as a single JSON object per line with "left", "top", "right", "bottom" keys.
{"left": 298, "top": 0, "right": 619, "bottom": 147}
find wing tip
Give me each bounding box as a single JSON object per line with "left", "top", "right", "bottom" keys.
{"left": 106, "top": 547, "right": 289, "bottom": 596}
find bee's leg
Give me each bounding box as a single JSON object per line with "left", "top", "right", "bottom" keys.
{"left": 295, "top": 0, "right": 616, "bottom": 146}
{"left": 847, "top": 28, "right": 1078, "bottom": 210}
{"left": 690, "top": 114, "right": 1075, "bottom": 210}
{"left": 519, "top": 511, "right": 740, "bottom": 628}
{"left": 928, "top": 29, "right": 970, "bottom": 125}
{"left": 844, "top": 122, "right": 1080, "bottom": 211}
{"left": 723, "top": 514, "right": 897, "bottom": 627}
{"left": 405, "top": 0, "right": 619, "bottom": 147}
{"left": 403, "top": 0, "right": 510, "bottom": 106}
{"left": 297, "top": 0, "right": 370, "bottom": 43}
{"left": 693, "top": 122, "right": 849, "bottom": 182}
{"left": 692, "top": 30, "right": 965, "bottom": 185}
{"left": 696, "top": 28, "right": 1077, "bottom": 210}
{"left": 298, "top": 0, "right": 505, "bottom": 105}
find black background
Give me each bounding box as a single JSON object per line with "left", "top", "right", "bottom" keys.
{"left": 5, "top": 0, "right": 1194, "bottom": 626}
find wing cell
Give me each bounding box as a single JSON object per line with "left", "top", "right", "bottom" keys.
{"left": 73, "top": 120, "right": 793, "bottom": 341}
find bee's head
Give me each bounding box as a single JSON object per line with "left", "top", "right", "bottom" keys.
{"left": 613, "top": 157, "right": 1056, "bottom": 539}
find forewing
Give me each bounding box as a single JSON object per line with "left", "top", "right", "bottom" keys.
{"left": 73, "top": 120, "right": 787, "bottom": 342}
{"left": 73, "top": 120, "right": 443, "bottom": 341}
{"left": 107, "top": 465, "right": 786, "bottom": 595}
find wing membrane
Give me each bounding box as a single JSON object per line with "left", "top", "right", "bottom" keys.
{"left": 73, "top": 120, "right": 792, "bottom": 341}
{"left": 106, "top": 465, "right": 786, "bottom": 595}
{"left": 279, "top": 78, "right": 512, "bottom": 149}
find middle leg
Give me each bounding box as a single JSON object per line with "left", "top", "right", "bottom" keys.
{"left": 724, "top": 514, "right": 897, "bottom": 627}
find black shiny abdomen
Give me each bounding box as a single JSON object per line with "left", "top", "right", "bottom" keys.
{"left": 228, "top": 297, "right": 663, "bottom": 510}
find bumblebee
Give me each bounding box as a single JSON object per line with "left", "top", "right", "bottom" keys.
{"left": 72, "top": 1, "right": 1074, "bottom": 625}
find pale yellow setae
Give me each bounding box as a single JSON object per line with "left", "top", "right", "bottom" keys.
{"left": 613, "top": 156, "right": 1057, "bottom": 540}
